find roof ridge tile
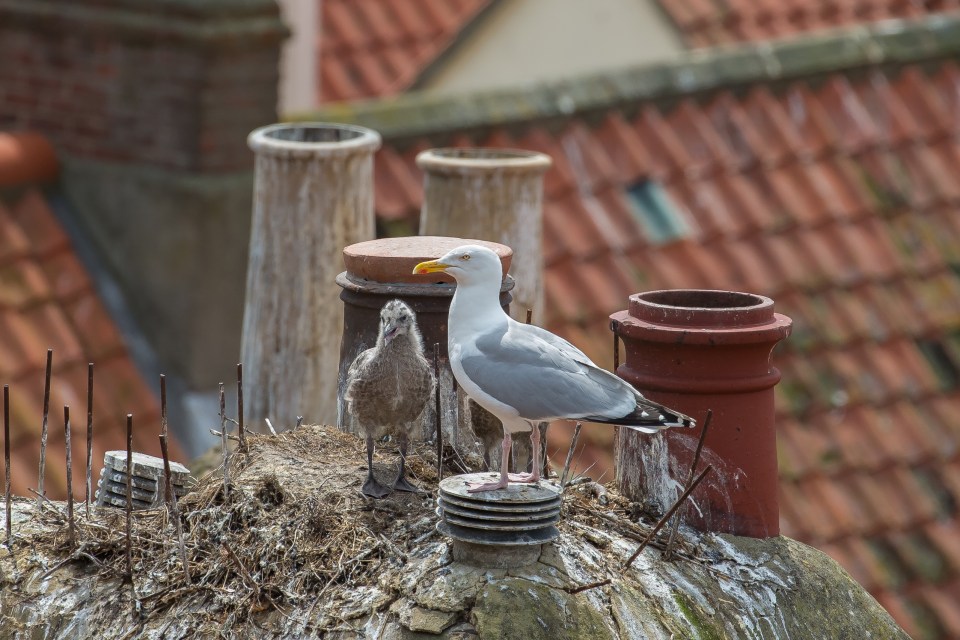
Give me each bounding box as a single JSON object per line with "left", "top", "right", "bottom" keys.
{"left": 309, "top": 14, "right": 960, "bottom": 140}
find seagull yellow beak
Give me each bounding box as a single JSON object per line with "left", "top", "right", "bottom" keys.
{"left": 413, "top": 259, "right": 448, "bottom": 275}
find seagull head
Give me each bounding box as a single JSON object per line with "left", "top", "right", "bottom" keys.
{"left": 379, "top": 299, "right": 418, "bottom": 345}
{"left": 412, "top": 244, "right": 502, "bottom": 287}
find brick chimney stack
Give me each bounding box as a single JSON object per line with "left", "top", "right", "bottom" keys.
{"left": 0, "top": 0, "right": 287, "bottom": 394}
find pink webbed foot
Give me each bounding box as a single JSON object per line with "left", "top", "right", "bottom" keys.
{"left": 507, "top": 471, "right": 541, "bottom": 484}
{"left": 466, "top": 478, "right": 510, "bottom": 492}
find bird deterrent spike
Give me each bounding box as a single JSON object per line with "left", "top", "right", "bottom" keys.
{"left": 237, "top": 363, "right": 246, "bottom": 449}
{"left": 434, "top": 343, "right": 442, "bottom": 481}
{"left": 125, "top": 413, "right": 134, "bottom": 582}
{"left": 4, "top": 385, "right": 11, "bottom": 548}
{"left": 159, "top": 374, "right": 168, "bottom": 439}
{"left": 159, "top": 433, "right": 190, "bottom": 583}
{"left": 64, "top": 406, "right": 75, "bottom": 546}
{"left": 85, "top": 363, "right": 93, "bottom": 519}
{"left": 220, "top": 383, "right": 229, "bottom": 500}
{"left": 37, "top": 349, "right": 53, "bottom": 509}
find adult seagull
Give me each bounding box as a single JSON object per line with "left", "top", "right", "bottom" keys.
{"left": 413, "top": 244, "right": 695, "bottom": 492}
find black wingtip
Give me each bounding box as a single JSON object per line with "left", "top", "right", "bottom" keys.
{"left": 608, "top": 404, "right": 696, "bottom": 429}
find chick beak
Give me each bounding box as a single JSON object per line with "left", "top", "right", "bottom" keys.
{"left": 412, "top": 259, "right": 448, "bottom": 275}
{"left": 383, "top": 323, "right": 400, "bottom": 344}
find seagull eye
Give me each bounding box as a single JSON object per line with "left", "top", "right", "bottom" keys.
{"left": 460, "top": 254, "right": 471, "bottom": 261}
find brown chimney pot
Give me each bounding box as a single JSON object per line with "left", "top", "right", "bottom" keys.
{"left": 611, "top": 289, "right": 792, "bottom": 538}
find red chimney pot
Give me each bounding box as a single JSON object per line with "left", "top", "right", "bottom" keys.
{"left": 611, "top": 289, "right": 792, "bottom": 538}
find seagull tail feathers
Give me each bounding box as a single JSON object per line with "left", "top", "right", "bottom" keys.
{"left": 585, "top": 398, "right": 695, "bottom": 431}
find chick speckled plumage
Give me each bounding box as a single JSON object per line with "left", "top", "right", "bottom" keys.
{"left": 344, "top": 299, "right": 435, "bottom": 498}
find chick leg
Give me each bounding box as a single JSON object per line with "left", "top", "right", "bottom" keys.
{"left": 393, "top": 431, "right": 421, "bottom": 493}
{"left": 362, "top": 434, "right": 391, "bottom": 498}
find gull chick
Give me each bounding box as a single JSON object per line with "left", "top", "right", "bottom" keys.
{"left": 414, "top": 245, "right": 694, "bottom": 492}
{"left": 344, "top": 299, "right": 435, "bottom": 498}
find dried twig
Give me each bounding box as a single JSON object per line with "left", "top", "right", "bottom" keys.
{"left": 541, "top": 423, "right": 550, "bottom": 479}
{"left": 160, "top": 433, "right": 190, "bottom": 583}
{"left": 223, "top": 543, "right": 259, "bottom": 597}
{"left": 237, "top": 363, "right": 246, "bottom": 449}
{"left": 623, "top": 465, "right": 713, "bottom": 569}
{"left": 4, "top": 384, "right": 10, "bottom": 547}
{"left": 566, "top": 578, "right": 611, "bottom": 594}
{"left": 37, "top": 348, "right": 53, "bottom": 508}
{"left": 125, "top": 413, "right": 133, "bottom": 582}
{"left": 220, "top": 383, "right": 229, "bottom": 500}
{"left": 209, "top": 429, "right": 240, "bottom": 442}
{"left": 85, "top": 363, "right": 93, "bottom": 518}
{"left": 663, "top": 409, "right": 713, "bottom": 561}
{"left": 560, "top": 422, "right": 582, "bottom": 487}
{"left": 264, "top": 418, "right": 277, "bottom": 436}
{"left": 64, "top": 406, "right": 75, "bottom": 546}
{"left": 525, "top": 308, "right": 532, "bottom": 325}
{"left": 433, "top": 343, "right": 442, "bottom": 481}
{"left": 27, "top": 487, "right": 66, "bottom": 516}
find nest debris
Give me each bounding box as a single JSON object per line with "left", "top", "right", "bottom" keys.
{"left": 3, "top": 424, "right": 700, "bottom": 636}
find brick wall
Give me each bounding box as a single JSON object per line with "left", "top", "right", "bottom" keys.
{"left": 0, "top": 0, "right": 286, "bottom": 173}
{"left": 0, "top": 0, "right": 288, "bottom": 391}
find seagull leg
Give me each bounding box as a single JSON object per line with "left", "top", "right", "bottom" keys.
{"left": 392, "top": 431, "right": 421, "bottom": 493}
{"left": 467, "top": 433, "right": 512, "bottom": 492}
{"left": 362, "top": 434, "right": 391, "bottom": 499}
{"left": 508, "top": 427, "right": 542, "bottom": 484}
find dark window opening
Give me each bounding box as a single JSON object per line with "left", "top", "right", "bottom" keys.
{"left": 625, "top": 179, "right": 690, "bottom": 245}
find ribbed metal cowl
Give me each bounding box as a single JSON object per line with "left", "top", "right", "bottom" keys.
{"left": 436, "top": 473, "right": 560, "bottom": 567}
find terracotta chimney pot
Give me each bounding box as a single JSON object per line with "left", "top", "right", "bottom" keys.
{"left": 0, "top": 132, "right": 58, "bottom": 187}
{"left": 611, "top": 289, "right": 792, "bottom": 538}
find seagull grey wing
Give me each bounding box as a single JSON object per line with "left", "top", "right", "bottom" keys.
{"left": 460, "top": 325, "right": 636, "bottom": 422}
{"left": 518, "top": 322, "right": 594, "bottom": 365}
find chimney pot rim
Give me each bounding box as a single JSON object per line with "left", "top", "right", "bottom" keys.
{"left": 417, "top": 147, "right": 552, "bottom": 174}
{"left": 628, "top": 289, "right": 779, "bottom": 328}
{"left": 248, "top": 122, "right": 381, "bottom": 156}
{"left": 342, "top": 236, "right": 513, "bottom": 284}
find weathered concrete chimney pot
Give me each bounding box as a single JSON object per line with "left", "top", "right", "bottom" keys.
{"left": 243, "top": 122, "right": 381, "bottom": 430}
{"left": 417, "top": 148, "right": 551, "bottom": 322}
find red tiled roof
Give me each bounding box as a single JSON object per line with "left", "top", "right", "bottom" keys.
{"left": 0, "top": 133, "right": 182, "bottom": 501}
{"left": 322, "top": 34, "right": 960, "bottom": 636}
{"left": 655, "top": 0, "right": 960, "bottom": 46}
{"left": 318, "top": 0, "right": 496, "bottom": 102}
